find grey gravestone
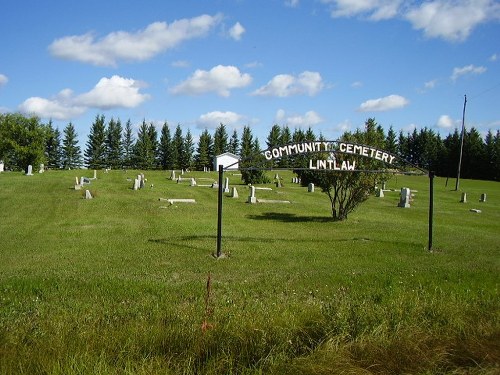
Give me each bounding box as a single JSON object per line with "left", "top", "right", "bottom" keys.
{"left": 376, "top": 188, "right": 384, "bottom": 198}
{"left": 460, "top": 192, "right": 467, "bottom": 203}
{"left": 26, "top": 165, "right": 33, "bottom": 176}
{"left": 224, "top": 177, "right": 230, "bottom": 193}
{"left": 308, "top": 183, "right": 315, "bottom": 193}
{"left": 190, "top": 178, "right": 197, "bottom": 187}
{"left": 85, "top": 190, "right": 93, "bottom": 199}
{"left": 170, "top": 170, "right": 176, "bottom": 180}
{"left": 398, "top": 187, "right": 411, "bottom": 208}
{"left": 133, "top": 179, "right": 140, "bottom": 190}
{"left": 39, "top": 164, "right": 44, "bottom": 173}
{"left": 247, "top": 186, "right": 257, "bottom": 204}
{"left": 480, "top": 193, "right": 486, "bottom": 202}
{"left": 231, "top": 187, "right": 239, "bottom": 198}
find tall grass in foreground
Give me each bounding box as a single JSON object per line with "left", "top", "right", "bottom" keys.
{"left": 0, "top": 170, "right": 498, "bottom": 374}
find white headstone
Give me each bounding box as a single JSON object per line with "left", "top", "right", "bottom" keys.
{"left": 93, "top": 170, "right": 97, "bottom": 179}
{"left": 26, "top": 165, "right": 33, "bottom": 176}
{"left": 190, "top": 178, "right": 197, "bottom": 187}
{"left": 85, "top": 190, "right": 93, "bottom": 199}
{"left": 0, "top": 161, "right": 4, "bottom": 172}
{"left": 39, "top": 164, "right": 44, "bottom": 173}
{"left": 460, "top": 192, "right": 467, "bottom": 203}
{"left": 398, "top": 187, "right": 411, "bottom": 208}
{"left": 247, "top": 186, "right": 257, "bottom": 204}
{"left": 480, "top": 193, "right": 486, "bottom": 202}
{"left": 308, "top": 183, "right": 315, "bottom": 193}
{"left": 170, "top": 170, "right": 176, "bottom": 180}
{"left": 224, "top": 177, "right": 230, "bottom": 193}
{"left": 133, "top": 179, "right": 140, "bottom": 190}
{"left": 376, "top": 188, "right": 384, "bottom": 198}
{"left": 231, "top": 187, "right": 239, "bottom": 198}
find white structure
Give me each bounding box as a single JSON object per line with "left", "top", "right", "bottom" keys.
{"left": 213, "top": 152, "right": 239, "bottom": 171}
{"left": 0, "top": 161, "right": 4, "bottom": 172}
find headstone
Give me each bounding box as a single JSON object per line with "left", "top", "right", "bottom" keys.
{"left": 274, "top": 173, "right": 279, "bottom": 180}
{"left": 224, "top": 177, "right": 230, "bottom": 193}
{"left": 133, "top": 179, "right": 140, "bottom": 190}
{"left": 460, "top": 192, "right": 467, "bottom": 203}
{"left": 398, "top": 187, "right": 411, "bottom": 208}
{"left": 93, "top": 170, "right": 97, "bottom": 179}
{"left": 190, "top": 178, "right": 197, "bottom": 187}
{"left": 39, "top": 164, "right": 44, "bottom": 173}
{"left": 382, "top": 181, "right": 386, "bottom": 190}
{"left": 75, "top": 177, "right": 80, "bottom": 185}
{"left": 308, "top": 183, "right": 315, "bottom": 193}
{"left": 85, "top": 190, "right": 93, "bottom": 199}
{"left": 247, "top": 186, "right": 257, "bottom": 204}
{"left": 0, "top": 161, "right": 4, "bottom": 172}
{"left": 231, "top": 187, "right": 239, "bottom": 198}
{"left": 81, "top": 177, "right": 90, "bottom": 185}
{"left": 26, "top": 165, "right": 33, "bottom": 176}
{"left": 480, "top": 193, "right": 487, "bottom": 202}
{"left": 170, "top": 170, "right": 176, "bottom": 180}
{"left": 376, "top": 188, "right": 384, "bottom": 198}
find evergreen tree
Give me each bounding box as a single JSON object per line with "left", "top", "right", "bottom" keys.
{"left": 171, "top": 124, "right": 183, "bottom": 170}
{"left": 493, "top": 130, "right": 500, "bottom": 181}
{"left": 105, "top": 118, "right": 123, "bottom": 169}
{"left": 84, "top": 114, "right": 107, "bottom": 169}
{"left": 158, "top": 122, "right": 172, "bottom": 170}
{"left": 228, "top": 129, "right": 239, "bottom": 155}
{"left": 462, "top": 127, "right": 485, "bottom": 179}
{"left": 279, "top": 125, "right": 292, "bottom": 168}
{"left": 122, "top": 119, "right": 134, "bottom": 168}
{"left": 147, "top": 122, "right": 159, "bottom": 169}
{"left": 305, "top": 127, "right": 316, "bottom": 141}
{"left": 195, "top": 129, "right": 213, "bottom": 171}
{"left": 240, "top": 126, "right": 268, "bottom": 184}
{"left": 385, "top": 126, "right": 397, "bottom": 154}
{"left": 213, "top": 123, "right": 229, "bottom": 156}
{"left": 45, "top": 122, "right": 62, "bottom": 169}
{"left": 443, "top": 128, "right": 461, "bottom": 178}
{"left": 133, "top": 120, "right": 155, "bottom": 169}
{"left": 266, "top": 124, "right": 281, "bottom": 168}
{"left": 62, "top": 122, "right": 82, "bottom": 169}
{"left": 182, "top": 129, "right": 195, "bottom": 170}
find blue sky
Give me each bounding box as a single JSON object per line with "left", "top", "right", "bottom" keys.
{"left": 1, "top": 0, "right": 499, "bottom": 148}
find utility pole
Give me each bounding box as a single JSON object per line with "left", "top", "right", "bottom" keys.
{"left": 455, "top": 94, "right": 467, "bottom": 191}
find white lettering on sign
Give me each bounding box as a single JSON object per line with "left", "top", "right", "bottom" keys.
{"left": 264, "top": 141, "right": 397, "bottom": 166}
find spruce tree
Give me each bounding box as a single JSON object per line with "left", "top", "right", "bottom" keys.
{"left": 228, "top": 129, "right": 239, "bottom": 155}
{"left": 84, "top": 114, "right": 107, "bottom": 169}
{"left": 106, "top": 118, "right": 123, "bottom": 169}
{"left": 213, "top": 123, "right": 229, "bottom": 156}
{"left": 195, "top": 129, "right": 213, "bottom": 171}
{"left": 45, "top": 122, "right": 62, "bottom": 169}
{"left": 158, "top": 122, "right": 172, "bottom": 170}
{"left": 122, "top": 120, "right": 134, "bottom": 168}
{"left": 62, "top": 122, "right": 82, "bottom": 169}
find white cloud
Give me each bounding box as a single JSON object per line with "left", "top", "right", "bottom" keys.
{"left": 252, "top": 71, "right": 324, "bottom": 97}
{"left": 0, "top": 74, "right": 8, "bottom": 86}
{"left": 490, "top": 53, "right": 498, "bottom": 61}
{"left": 358, "top": 94, "right": 409, "bottom": 112}
{"left": 405, "top": 0, "right": 499, "bottom": 42}
{"left": 18, "top": 75, "right": 149, "bottom": 120}
{"left": 171, "top": 60, "right": 190, "bottom": 68}
{"left": 322, "top": 0, "right": 402, "bottom": 20}
{"left": 424, "top": 79, "right": 437, "bottom": 90}
{"left": 49, "top": 14, "right": 222, "bottom": 66}
{"left": 275, "top": 109, "right": 323, "bottom": 127}
{"left": 436, "top": 114, "right": 455, "bottom": 129}
{"left": 351, "top": 81, "right": 363, "bottom": 88}
{"left": 170, "top": 65, "right": 251, "bottom": 97}
{"left": 285, "top": 0, "right": 300, "bottom": 8}
{"left": 335, "top": 119, "right": 352, "bottom": 133}
{"left": 321, "top": 1, "right": 499, "bottom": 42}
{"left": 197, "top": 111, "right": 244, "bottom": 129}
{"left": 77, "top": 76, "right": 150, "bottom": 109}
{"left": 228, "top": 22, "right": 245, "bottom": 41}
{"left": 451, "top": 64, "right": 487, "bottom": 81}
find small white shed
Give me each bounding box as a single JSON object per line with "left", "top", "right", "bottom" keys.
{"left": 213, "top": 152, "right": 239, "bottom": 171}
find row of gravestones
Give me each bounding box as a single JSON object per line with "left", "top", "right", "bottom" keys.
{"left": 460, "top": 192, "right": 487, "bottom": 203}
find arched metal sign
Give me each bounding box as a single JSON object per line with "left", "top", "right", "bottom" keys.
{"left": 216, "top": 141, "right": 434, "bottom": 257}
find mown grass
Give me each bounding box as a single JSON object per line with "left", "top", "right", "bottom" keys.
{"left": 0, "top": 169, "right": 498, "bottom": 374}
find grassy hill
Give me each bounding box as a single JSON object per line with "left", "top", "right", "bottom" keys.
{"left": 0, "top": 169, "right": 498, "bottom": 374}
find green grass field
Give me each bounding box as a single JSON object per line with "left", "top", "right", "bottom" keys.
{"left": 0, "top": 169, "right": 498, "bottom": 374}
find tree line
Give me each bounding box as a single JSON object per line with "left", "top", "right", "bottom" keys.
{"left": 1, "top": 113, "right": 499, "bottom": 181}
